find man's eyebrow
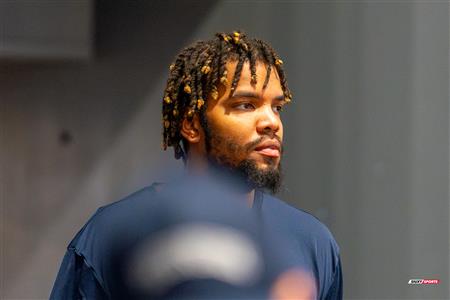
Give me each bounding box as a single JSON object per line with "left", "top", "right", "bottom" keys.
{"left": 273, "top": 94, "right": 286, "bottom": 102}
{"left": 231, "top": 91, "right": 286, "bottom": 101}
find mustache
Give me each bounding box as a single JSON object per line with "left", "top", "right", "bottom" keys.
{"left": 246, "top": 135, "right": 283, "bottom": 154}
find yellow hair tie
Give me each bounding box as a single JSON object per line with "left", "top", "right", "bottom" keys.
{"left": 285, "top": 92, "right": 293, "bottom": 102}
{"left": 197, "top": 98, "right": 205, "bottom": 109}
{"left": 221, "top": 34, "right": 231, "bottom": 42}
{"left": 211, "top": 87, "right": 219, "bottom": 100}
{"left": 201, "top": 65, "right": 211, "bottom": 74}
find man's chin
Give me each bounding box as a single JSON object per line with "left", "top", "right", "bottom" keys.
{"left": 251, "top": 150, "right": 280, "bottom": 162}
{"left": 254, "top": 157, "right": 280, "bottom": 172}
{"left": 236, "top": 159, "right": 282, "bottom": 194}
{"left": 256, "top": 159, "right": 279, "bottom": 169}
{"left": 206, "top": 155, "right": 282, "bottom": 194}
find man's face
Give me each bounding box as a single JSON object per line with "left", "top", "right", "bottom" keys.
{"left": 202, "top": 60, "right": 286, "bottom": 193}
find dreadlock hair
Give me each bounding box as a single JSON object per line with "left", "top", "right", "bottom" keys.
{"left": 161, "top": 30, "right": 292, "bottom": 162}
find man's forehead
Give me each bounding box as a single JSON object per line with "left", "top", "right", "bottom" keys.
{"left": 218, "top": 63, "right": 285, "bottom": 105}
{"left": 225, "top": 59, "right": 281, "bottom": 82}
{"left": 230, "top": 90, "right": 286, "bottom": 102}
{"left": 225, "top": 60, "right": 281, "bottom": 88}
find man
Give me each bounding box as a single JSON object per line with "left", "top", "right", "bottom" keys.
{"left": 50, "top": 31, "right": 343, "bottom": 299}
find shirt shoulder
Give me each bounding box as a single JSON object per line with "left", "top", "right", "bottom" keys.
{"left": 260, "top": 193, "right": 342, "bottom": 299}
{"left": 71, "top": 185, "right": 156, "bottom": 237}
{"left": 261, "top": 193, "right": 339, "bottom": 249}
{"left": 67, "top": 184, "right": 162, "bottom": 291}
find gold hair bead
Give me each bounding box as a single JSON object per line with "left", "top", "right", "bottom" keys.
{"left": 187, "top": 109, "right": 194, "bottom": 118}
{"left": 164, "top": 96, "right": 172, "bottom": 104}
{"left": 172, "top": 109, "right": 178, "bottom": 116}
{"left": 211, "top": 87, "right": 219, "bottom": 100}
{"left": 197, "top": 98, "right": 205, "bottom": 109}
{"left": 184, "top": 84, "right": 191, "bottom": 94}
{"left": 164, "top": 120, "right": 170, "bottom": 128}
{"left": 221, "top": 34, "right": 231, "bottom": 42}
{"left": 275, "top": 58, "right": 283, "bottom": 65}
{"left": 201, "top": 65, "right": 211, "bottom": 74}
{"left": 286, "top": 93, "right": 292, "bottom": 102}
{"left": 232, "top": 32, "right": 240, "bottom": 43}
{"left": 220, "top": 76, "right": 228, "bottom": 85}
{"left": 242, "top": 43, "right": 248, "bottom": 51}
{"left": 169, "top": 63, "right": 175, "bottom": 71}
{"left": 251, "top": 74, "right": 257, "bottom": 82}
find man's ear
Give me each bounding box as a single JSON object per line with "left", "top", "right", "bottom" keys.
{"left": 180, "top": 114, "right": 202, "bottom": 144}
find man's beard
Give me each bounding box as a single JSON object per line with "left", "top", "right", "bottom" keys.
{"left": 201, "top": 117, "right": 283, "bottom": 194}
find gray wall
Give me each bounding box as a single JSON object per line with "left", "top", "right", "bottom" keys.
{"left": 0, "top": 0, "right": 93, "bottom": 60}
{"left": 331, "top": 3, "right": 449, "bottom": 299}
{"left": 1, "top": 1, "right": 449, "bottom": 299}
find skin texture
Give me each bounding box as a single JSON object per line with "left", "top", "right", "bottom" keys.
{"left": 180, "top": 60, "right": 286, "bottom": 205}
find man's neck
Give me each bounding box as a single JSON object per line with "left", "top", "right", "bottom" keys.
{"left": 185, "top": 159, "right": 256, "bottom": 207}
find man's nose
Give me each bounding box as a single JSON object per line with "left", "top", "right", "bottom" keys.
{"left": 256, "top": 106, "right": 280, "bottom": 135}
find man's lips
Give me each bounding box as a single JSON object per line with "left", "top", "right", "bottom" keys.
{"left": 255, "top": 148, "right": 280, "bottom": 158}
{"left": 253, "top": 140, "right": 281, "bottom": 158}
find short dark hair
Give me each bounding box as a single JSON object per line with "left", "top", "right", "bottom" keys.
{"left": 161, "top": 30, "right": 292, "bottom": 161}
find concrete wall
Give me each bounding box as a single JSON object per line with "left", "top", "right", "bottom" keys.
{"left": 1, "top": 1, "right": 448, "bottom": 299}
{"left": 0, "top": 0, "right": 93, "bottom": 60}
{"left": 331, "top": 3, "right": 449, "bottom": 298}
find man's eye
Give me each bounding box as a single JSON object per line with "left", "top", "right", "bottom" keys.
{"left": 235, "top": 103, "right": 255, "bottom": 110}
{"left": 274, "top": 105, "right": 284, "bottom": 112}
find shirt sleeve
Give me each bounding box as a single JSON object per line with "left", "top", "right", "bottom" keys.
{"left": 50, "top": 248, "right": 108, "bottom": 300}
{"left": 324, "top": 258, "right": 343, "bottom": 300}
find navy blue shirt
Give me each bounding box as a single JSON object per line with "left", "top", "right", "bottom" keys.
{"left": 50, "top": 183, "right": 343, "bottom": 299}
